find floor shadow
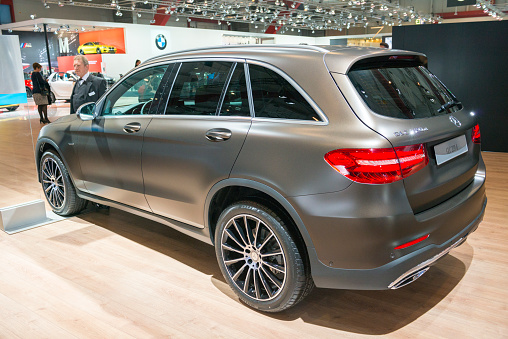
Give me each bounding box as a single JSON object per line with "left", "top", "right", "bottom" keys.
{"left": 76, "top": 207, "right": 473, "bottom": 335}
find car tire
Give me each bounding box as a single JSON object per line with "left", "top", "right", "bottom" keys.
{"left": 215, "top": 201, "right": 314, "bottom": 312}
{"left": 26, "top": 87, "right": 33, "bottom": 98}
{"left": 40, "top": 150, "right": 88, "bottom": 216}
{"left": 79, "top": 49, "right": 84, "bottom": 54}
{"left": 96, "top": 48, "right": 101, "bottom": 54}
{"left": 49, "top": 91, "right": 56, "bottom": 104}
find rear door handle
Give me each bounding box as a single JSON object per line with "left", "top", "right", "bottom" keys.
{"left": 123, "top": 122, "right": 141, "bottom": 133}
{"left": 205, "top": 128, "right": 232, "bottom": 142}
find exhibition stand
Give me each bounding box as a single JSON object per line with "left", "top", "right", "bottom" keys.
{"left": 0, "top": 35, "right": 64, "bottom": 234}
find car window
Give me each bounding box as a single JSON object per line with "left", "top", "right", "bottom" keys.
{"left": 102, "top": 65, "right": 169, "bottom": 116}
{"left": 84, "top": 42, "right": 92, "bottom": 46}
{"left": 348, "top": 65, "right": 460, "bottom": 119}
{"left": 219, "top": 63, "right": 250, "bottom": 117}
{"left": 165, "top": 61, "right": 233, "bottom": 116}
{"left": 248, "top": 64, "right": 321, "bottom": 121}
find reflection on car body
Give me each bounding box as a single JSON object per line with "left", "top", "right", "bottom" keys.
{"left": 35, "top": 45, "right": 486, "bottom": 312}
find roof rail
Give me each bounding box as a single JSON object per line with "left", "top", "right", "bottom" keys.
{"left": 143, "top": 44, "right": 330, "bottom": 64}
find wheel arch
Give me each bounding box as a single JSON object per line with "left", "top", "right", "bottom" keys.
{"left": 36, "top": 138, "right": 68, "bottom": 183}
{"left": 205, "top": 179, "right": 315, "bottom": 255}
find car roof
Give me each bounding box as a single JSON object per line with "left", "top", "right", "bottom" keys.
{"left": 144, "top": 44, "right": 426, "bottom": 74}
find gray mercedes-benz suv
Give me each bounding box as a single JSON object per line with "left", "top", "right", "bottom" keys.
{"left": 36, "top": 45, "right": 486, "bottom": 312}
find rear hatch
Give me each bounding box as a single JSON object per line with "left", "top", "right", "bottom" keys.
{"left": 328, "top": 53, "right": 481, "bottom": 214}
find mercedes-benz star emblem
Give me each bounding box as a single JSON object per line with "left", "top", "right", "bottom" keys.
{"left": 155, "top": 34, "right": 167, "bottom": 50}
{"left": 449, "top": 115, "right": 461, "bottom": 127}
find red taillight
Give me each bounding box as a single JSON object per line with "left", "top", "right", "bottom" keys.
{"left": 472, "top": 124, "right": 481, "bottom": 144}
{"left": 394, "top": 234, "right": 430, "bottom": 250}
{"left": 324, "top": 144, "right": 428, "bottom": 184}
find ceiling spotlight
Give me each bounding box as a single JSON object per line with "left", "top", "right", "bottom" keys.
{"left": 8, "top": 28, "right": 12, "bottom": 33}
{"left": 116, "top": 10, "right": 122, "bottom": 16}
{"left": 81, "top": 26, "right": 85, "bottom": 31}
{"left": 175, "top": 16, "right": 179, "bottom": 21}
{"left": 150, "top": 18, "right": 155, "bottom": 23}
{"left": 54, "top": 30, "right": 58, "bottom": 34}
{"left": 44, "top": 2, "right": 50, "bottom": 8}
{"left": 30, "top": 14, "right": 36, "bottom": 19}
{"left": 58, "top": 1, "right": 63, "bottom": 6}
{"left": 137, "top": 12, "right": 141, "bottom": 17}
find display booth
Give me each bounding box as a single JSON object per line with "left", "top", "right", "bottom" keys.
{"left": 0, "top": 35, "right": 63, "bottom": 234}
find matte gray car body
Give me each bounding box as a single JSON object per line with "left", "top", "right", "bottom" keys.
{"left": 36, "top": 45, "right": 486, "bottom": 309}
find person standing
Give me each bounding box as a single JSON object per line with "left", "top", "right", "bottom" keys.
{"left": 31, "top": 62, "right": 50, "bottom": 124}
{"left": 135, "top": 59, "right": 141, "bottom": 67}
{"left": 70, "top": 55, "right": 107, "bottom": 114}
{"left": 380, "top": 42, "right": 389, "bottom": 48}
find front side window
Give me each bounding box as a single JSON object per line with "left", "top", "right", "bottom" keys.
{"left": 102, "top": 65, "right": 169, "bottom": 116}
{"left": 249, "top": 64, "right": 321, "bottom": 121}
{"left": 348, "top": 65, "right": 460, "bottom": 119}
{"left": 165, "top": 61, "right": 233, "bottom": 116}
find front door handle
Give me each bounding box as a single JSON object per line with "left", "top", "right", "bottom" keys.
{"left": 123, "top": 122, "right": 141, "bottom": 133}
{"left": 205, "top": 128, "right": 232, "bottom": 142}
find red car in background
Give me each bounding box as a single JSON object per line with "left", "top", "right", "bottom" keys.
{"left": 24, "top": 73, "right": 33, "bottom": 98}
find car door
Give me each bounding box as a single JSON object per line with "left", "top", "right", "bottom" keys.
{"left": 76, "top": 63, "right": 172, "bottom": 211}
{"left": 143, "top": 60, "right": 252, "bottom": 228}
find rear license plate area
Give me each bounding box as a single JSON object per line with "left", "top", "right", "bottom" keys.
{"left": 434, "top": 135, "right": 468, "bottom": 165}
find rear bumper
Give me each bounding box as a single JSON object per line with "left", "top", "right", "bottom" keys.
{"left": 307, "top": 198, "right": 485, "bottom": 290}
{"left": 290, "top": 157, "right": 487, "bottom": 290}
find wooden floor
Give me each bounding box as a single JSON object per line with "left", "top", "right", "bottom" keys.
{"left": 1, "top": 110, "right": 507, "bottom": 338}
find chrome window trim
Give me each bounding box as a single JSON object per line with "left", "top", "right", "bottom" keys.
{"left": 245, "top": 59, "right": 329, "bottom": 125}
{"left": 149, "top": 114, "right": 252, "bottom": 122}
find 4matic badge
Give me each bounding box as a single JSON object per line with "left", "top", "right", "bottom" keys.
{"left": 394, "top": 127, "right": 428, "bottom": 137}
{"left": 155, "top": 34, "right": 167, "bottom": 50}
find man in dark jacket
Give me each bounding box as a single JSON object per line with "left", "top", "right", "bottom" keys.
{"left": 70, "top": 55, "right": 107, "bottom": 114}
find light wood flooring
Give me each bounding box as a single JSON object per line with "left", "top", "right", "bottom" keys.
{"left": 0, "top": 110, "right": 507, "bottom": 338}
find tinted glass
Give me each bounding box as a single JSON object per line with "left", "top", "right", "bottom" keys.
{"left": 165, "top": 61, "right": 232, "bottom": 116}
{"left": 249, "top": 64, "right": 321, "bottom": 121}
{"left": 219, "top": 63, "right": 250, "bottom": 117}
{"left": 102, "top": 65, "right": 168, "bottom": 116}
{"left": 348, "top": 66, "right": 460, "bottom": 119}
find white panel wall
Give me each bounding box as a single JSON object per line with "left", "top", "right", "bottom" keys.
{"left": 101, "top": 23, "right": 318, "bottom": 80}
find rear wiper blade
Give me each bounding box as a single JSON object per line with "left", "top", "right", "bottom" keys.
{"left": 438, "top": 100, "right": 462, "bottom": 113}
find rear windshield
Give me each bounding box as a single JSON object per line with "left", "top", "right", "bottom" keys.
{"left": 348, "top": 65, "right": 461, "bottom": 119}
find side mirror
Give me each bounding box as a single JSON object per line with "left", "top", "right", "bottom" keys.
{"left": 77, "top": 102, "right": 96, "bottom": 121}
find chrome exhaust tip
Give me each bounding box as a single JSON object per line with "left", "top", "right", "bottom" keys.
{"left": 390, "top": 267, "right": 430, "bottom": 289}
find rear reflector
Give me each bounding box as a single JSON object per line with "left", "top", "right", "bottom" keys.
{"left": 394, "top": 234, "right": 430, "bottom": 250}
{"left": 472, "top": 124, "right": 481, "bottom": 144}
{"left": 324, "top": 144, "right": 428, "bottom": 184}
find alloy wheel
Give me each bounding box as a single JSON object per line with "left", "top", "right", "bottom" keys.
{"left": 42, "top": 157, "right": 65, "bottom": 209}
{"left": 220, "top": 214, "right": 287, "bottom": 301}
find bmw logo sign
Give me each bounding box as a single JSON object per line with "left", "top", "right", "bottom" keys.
{"left": 155, "top": 34, "right": 167, "bottom": 50}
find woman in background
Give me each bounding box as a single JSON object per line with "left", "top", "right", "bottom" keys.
{"left": 31, "top": 62, "right": 50, "bottom": 124}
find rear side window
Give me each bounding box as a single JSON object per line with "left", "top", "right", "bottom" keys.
{"left": 249, "top": 64, "right": 321, "bottom": 121}
{"left": 165, "top": 61, "right": 233, "bottom": 116}
{"left": 219, "top": 63, "right": 250, "bottom": 117}
{"left": 348, "top": 65, "right": 460, "bottom": 119}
